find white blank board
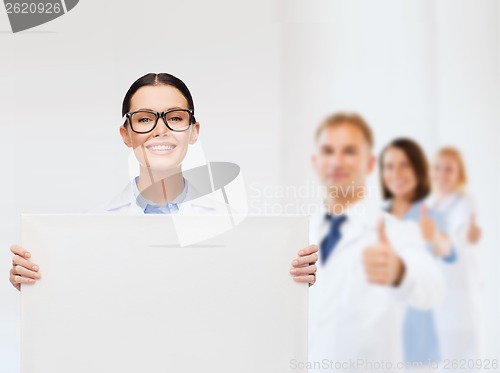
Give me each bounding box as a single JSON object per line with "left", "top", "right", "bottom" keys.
{"left": 21, "top": 214, "right": 309, "bottom": 373}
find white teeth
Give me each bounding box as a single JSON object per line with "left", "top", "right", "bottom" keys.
{"left": 149, "top": 145, "right": 175, "bottom": 151}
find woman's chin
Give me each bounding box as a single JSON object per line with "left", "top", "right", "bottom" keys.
{"left": 143, "top": 160, "right": 181, "bottom": 174}
{"left": 389, "top": 187, "right": 412, "bottom": 198}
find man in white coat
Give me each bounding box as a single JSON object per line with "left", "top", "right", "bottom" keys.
{"left": 307, "top": 113, "right": 445, "bottom": 372}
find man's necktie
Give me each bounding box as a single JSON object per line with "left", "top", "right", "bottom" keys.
{"left": 320, "top": 214, "right": 347, "bottom": 264}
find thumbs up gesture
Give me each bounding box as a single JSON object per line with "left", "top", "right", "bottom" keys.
{"left": 466, "top": 213, "right": 481, "bottom": 244}
{"left": 419, "top": 204, "right": 437, "bottom": 243}
{"left": 363, "top": 218, "right": 405, "bottom": 286}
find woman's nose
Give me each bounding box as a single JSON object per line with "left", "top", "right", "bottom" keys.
{"left": 152, "top": 116, "right": 171, "bottom": 137}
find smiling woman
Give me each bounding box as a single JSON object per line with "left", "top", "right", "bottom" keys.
{"left": 117, "top": 73, "right": 201, "bottom": 211}
{"left": 8, "top": 72, "right": 319, "bottom": 292}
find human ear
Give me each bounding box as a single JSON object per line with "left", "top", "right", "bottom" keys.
{"left": 119, "top": 125, "right": 133, "bottom": 148}
{"left": 189, "top": 122, "right": 200, "bottom": 145}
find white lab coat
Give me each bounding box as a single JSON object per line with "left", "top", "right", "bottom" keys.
{"left": 88, "top": 178, "right": 231, "bottom": 215}
{"left": 427, "top": 192, "right": 483, "bottom": 365}
{"left": 308, "top": 197, "right": 445, "bottom": 372}
{"left": 87, "top": 178, "right": 237, "bottom": 245}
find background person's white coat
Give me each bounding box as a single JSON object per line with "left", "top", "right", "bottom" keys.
{"left": 308, "top": 197, "right": 445, "bottom": 372}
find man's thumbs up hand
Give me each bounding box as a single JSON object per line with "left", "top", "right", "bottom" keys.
{"left": 363, "top": 217, "right": 405, "bottom": 286}
{"left": 419, "top": 204, "right": 437, "bottom": 243}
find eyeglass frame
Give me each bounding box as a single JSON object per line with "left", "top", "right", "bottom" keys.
{"left": 123, "top": 108, "right": 196, "bottom": 134}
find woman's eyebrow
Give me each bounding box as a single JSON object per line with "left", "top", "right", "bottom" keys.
{"left": 135, "top": 106, "right": 186, "bottom": 112}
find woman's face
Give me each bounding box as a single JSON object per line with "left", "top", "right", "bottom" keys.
{"left": 381, "top": 147, "right": 418, "bottom": 200}
{"left": 119, "top": 84, "right": 200, "bottom": 174}
{"left": 431, "top": 155, "right": 460, "bottom": 194}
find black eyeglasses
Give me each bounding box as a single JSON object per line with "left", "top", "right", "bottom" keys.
{"left": 124, "top": 108, "right": 195, "bottom": 134}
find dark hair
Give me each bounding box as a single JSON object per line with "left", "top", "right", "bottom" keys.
{"left": 380, "top": 138, "right": 431, "bottom": 202}
{"left": 121, "top": 72, "right": 196, "bottom": 123}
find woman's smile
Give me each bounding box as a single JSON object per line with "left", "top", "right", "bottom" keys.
{"left": 389, "top": 178, "right": 408, "bottom": 192}
{"left": 144, "top": 141, "right": 177, "bottom": 155}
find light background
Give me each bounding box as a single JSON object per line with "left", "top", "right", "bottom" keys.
{"left": 0, "top": 0, "right": 499, "bottom": 371}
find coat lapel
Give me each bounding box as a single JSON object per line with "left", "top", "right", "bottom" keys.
{"left": 100, "top": 178, "right": 229, "bottom": 215}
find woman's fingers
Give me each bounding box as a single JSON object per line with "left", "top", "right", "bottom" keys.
{"left": 9, "top": 273, "right": 21, "bottom": 291}
{"left": 9, "top": 244, "right": 39, "bottom": 291}
{"left": 9, "top": 267, "right": 36, "bottom": 292}
{"left": 12, "top": 265, "right": 41, "bottom": 280}
{"left": 11, "top": 270, "right": 36, "bottom": 284}
{"left": 12, "top": 253, "right": 39, "bottom": 271}
{"left": 10, "top": 244, "right": 31, "bottom": 259}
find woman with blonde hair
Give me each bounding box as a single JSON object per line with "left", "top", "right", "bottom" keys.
{"left": 428, "top": 146, "right": 483, "bottom": 366}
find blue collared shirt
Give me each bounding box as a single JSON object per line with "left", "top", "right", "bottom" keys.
{"left": 131, "top": 176, "right": 188, "bottom": 214}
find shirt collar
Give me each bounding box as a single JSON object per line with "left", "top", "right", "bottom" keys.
{"left": 131, "top": 176, "right": 188, "bottom": 211}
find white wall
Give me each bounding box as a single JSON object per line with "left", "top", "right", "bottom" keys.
{"left": 0, "top": 0, "right": 498, "bottom": 371}
{"left": 279, "top": 0, "right": 438, "bottom": 208}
